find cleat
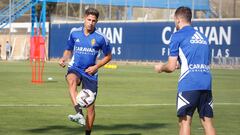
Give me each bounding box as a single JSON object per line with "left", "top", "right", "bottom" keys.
{"left": 68, "top": 113, "right": 86, "bottom": 126}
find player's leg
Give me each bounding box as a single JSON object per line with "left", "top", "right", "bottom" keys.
{"left": 82, "top": 76, "right": 98, "bottom": 135}
{"left": 66, "top": 73, "right": 80, "bottom": 106}
{"left": 177, "top": 91, "right": 199, "bottom": 135}
{"left": 198, "top": 90, "right": 216, "bottom": 135}
{"left": 85, "top": 103, "right": 95, "bottom": 135}
{"left": 66, "top": 72, "right": 85, "bottom": 125}
{"left": 200, "top": 117, "right": 216, "bottom": 135}
{"left": 178, "top": 115, "right": 192, "bottom": 135}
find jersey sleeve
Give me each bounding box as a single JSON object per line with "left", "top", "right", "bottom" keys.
{"left": 65, "top": 29, "right": 75, "bottom": 51}
{"left": 169, "top": 34, "right": 180, "bottom": 57}
{"left": 100, "top": 36, "right": 112, "bottom": 56}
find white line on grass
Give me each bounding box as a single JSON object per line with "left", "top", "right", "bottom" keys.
{"left": 215, "top": 103, "right": 240, "bottom": 105}
{"left": 0, "top": 104, "right": 64, "bottom": 107}
{"left": 0, "top": 103, "right": 240, "bottom": 107}
{"left": 98, "top": 103, "right": 240, "bottom": 107}
{"left": 97, "top": 103, "right": 175, "bottom": 107}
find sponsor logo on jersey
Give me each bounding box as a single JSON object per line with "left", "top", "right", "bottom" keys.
{"left": 189, "top": 64, "right": 210, "bottom": 72}
{"left": 190, "top": 32, "right": 208, "bottom": 45}
{"left": 74, "top": 46, "right": 96, "bottom": 55}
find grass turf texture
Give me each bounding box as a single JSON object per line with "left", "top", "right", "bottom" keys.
{"left": 0, "top": 61, "right": 239, "bottom": 135}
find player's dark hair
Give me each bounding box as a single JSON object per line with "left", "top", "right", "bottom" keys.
{"left": 175, "top": 6, "right": 192, "bottom": 23}
{"left": 85, "top": 7, "right": 99, "bottom": 19}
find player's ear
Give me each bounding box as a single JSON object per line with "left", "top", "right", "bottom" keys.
{"left": 174, "top": 16, "right": 179, "bottom": 24}
{"left": 176, "top": 18, "right": 180, "bottom": 25}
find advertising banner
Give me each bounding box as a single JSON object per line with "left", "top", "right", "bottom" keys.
{"left": 49, "top": 20, "right": 240, "bottom": 61}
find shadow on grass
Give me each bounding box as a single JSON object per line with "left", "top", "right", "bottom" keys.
{"left": 25, "top": 125, "right": 82, "bottom": 134}
{"left": 25, "top": 123, "right": 168, "bottom": 134}
{"left": 94, "top": 123, "right": 168, "bottom": 130}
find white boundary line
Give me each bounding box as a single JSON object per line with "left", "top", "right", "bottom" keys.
{"left": 0, "top": 104, "right": 64, "bottom": 107}
{"left": 97, "top": 104, "right": 175, "bottom": 107}
{"left": 0, "top": 103, "right": 240, "bottom": 107}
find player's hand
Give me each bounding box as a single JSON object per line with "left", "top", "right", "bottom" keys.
{"left": 85, "top": 65, "right": 98, "bottom": 75}
{"left": 154, "top": 64, "right": 164, "bottom": 73}
{"left": 176, "top": 62, "right": 180, "bottom": 69}
{"left": 59, "top": 57, "right": 66, "bottom": 68}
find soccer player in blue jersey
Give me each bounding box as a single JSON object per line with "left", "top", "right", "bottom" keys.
{"left": 59, "top": 8, "right": 112, "bottom": 135}
{"left": 155, "top": 7, "right": 216, "bottom": 135}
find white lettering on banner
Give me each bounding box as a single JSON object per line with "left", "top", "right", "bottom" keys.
{"left": 162, "top": 26, "right": 232, "bottom": 46}
{"left": 220, "top": 27, "right": 231, "bottom": 45}
{"left": 161, "top": 48, "right": 170, "bottom": 56}
{"left": 161, "top": 25, "right": 232, "bottom": 58}
{"left": 162, "top": 26, "right": 171, "bottom": 44}
{"left": 208, "top": 27, "right": 218, "bottom": 45}
{"left": 111, "top": 47, "right": 121, "bottom": 55}
{"left": 194, "top": 26, "right": 231, "bottom": 45}
{"left": 162, "top": 26, "right": 177, "bottom": 45}
{"left": 211, "top": 49, "right": 230, "bottom": 58}
{"left": 97, "top": 27, "right": 122, "bottom": 56}
{"left": 97, "top": 27, "right": 122, "bottom": 44}
{"left": 161, "top": 47, "right": 230, "bottom": 58}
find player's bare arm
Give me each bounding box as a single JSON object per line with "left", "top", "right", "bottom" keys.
{"left": 59, "top": 50, "right": 72, "bottom": 68}
{"left": 85, "top": 53, "right": 112, "bottom": 75}
{"left": 155, "top": 56, "right": 178, "bottom": 73}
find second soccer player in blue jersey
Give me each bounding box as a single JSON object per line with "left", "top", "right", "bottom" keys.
{"left": 155, "top": 6, "right": 216, "bottom": 135}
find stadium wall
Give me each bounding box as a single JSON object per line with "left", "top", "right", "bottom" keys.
{"left": 49, "top": 19, "right": 240, "bottom": 61}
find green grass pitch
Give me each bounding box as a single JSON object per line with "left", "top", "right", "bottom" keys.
{"left": 0, "top": 61, "right": 239, "bottom": 135}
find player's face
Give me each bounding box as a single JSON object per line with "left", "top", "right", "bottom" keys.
{"left": 84, "top": 14, "right": 98, "bottom": 32}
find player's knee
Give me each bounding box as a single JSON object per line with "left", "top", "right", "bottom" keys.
{"left": 179, "top": 116, "right": 192, "bottom": 127}
{"left": 67, "top": 77, "right": 78, "bottom": 86}
{"left": 201, "top": 119, "right": 214, "bottom": 129}
{"left": 87, "top": 105, "right": 95, "bottom": 115}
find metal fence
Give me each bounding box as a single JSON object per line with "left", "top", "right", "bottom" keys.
{"left": 49, "top": 0, "right": 240, "bottom": 23}
{"left": 0, "top": 0, "right": 240, "bottom": 23}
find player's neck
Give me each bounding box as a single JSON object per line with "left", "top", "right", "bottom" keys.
{"left": 179, "top": 23, "right": 191, "bottom": 30}
{"left": 84, "top": 28, "right": 94, "bottom": 36}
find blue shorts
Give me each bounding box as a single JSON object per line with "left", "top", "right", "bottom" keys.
{"left": 66, "top": 68, "right": 98, "bottom": 95}
{"left": 176, "top": 90, "right": 213, "bottom": 118}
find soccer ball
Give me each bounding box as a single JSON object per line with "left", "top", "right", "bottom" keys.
{"left": 76, "top": 89, "right": 95, "bottom": 108}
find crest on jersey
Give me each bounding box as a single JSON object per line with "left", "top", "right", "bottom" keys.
{"left": 91, "top": 39, "right": 96, "bottom": 46}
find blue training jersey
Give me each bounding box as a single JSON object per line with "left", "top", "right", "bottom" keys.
{"left": 66, "top": 27, "right": 111, "bottom": 80}
{"left": 169, "top": 26, "right": 212, "bottom": 92}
